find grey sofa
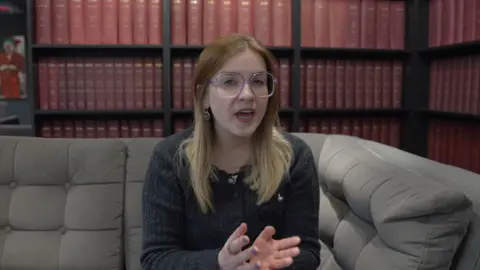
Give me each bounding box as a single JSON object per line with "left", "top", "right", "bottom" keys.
{"left": 0, "top": 133, "right": 478, "bottom": 270}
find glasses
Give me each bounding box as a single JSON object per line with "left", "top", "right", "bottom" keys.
{"left": 209, "top": 72, "right": 276, "bottom": 98}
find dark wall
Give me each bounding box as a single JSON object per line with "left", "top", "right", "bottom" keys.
{"left": 0, "top": 1, "right": 31, "bottom": 124}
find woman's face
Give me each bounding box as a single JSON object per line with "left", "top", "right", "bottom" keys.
{"left": 205, "top": 49, "right": 271, "bottom": 139}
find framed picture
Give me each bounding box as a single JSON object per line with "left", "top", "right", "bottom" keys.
{"left": 0, "top": 35, "right": 26, "bottom": 100}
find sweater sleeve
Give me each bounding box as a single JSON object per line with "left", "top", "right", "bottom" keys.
{"left": 283, "top": 138, "right": 321, "bottom": 269}
{"left": 140, "top": 144, "right": 221, "bottom": 270}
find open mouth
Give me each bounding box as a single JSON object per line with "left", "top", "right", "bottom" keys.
{"left": 235, "top": 109, "right": 255, "bottom": 123}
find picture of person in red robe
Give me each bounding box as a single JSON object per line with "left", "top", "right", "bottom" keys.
{"left": 0, "top": 37, "right": 25, "bottom": 99}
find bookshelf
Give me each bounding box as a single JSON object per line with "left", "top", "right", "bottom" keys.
{"left": 422, "top": 0, "right": 480, "bottom": 174}
{"left": 24, "top": 0, "right": 453, "bottom": 162}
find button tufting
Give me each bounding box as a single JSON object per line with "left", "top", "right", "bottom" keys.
{"left": 9, "top": 182, "right": 16, "bottom": 189}
{"left": 59, "top": 226, "right": 67, "bottom": 234}
{"left": 5, "top": 226, "right": 11, "bottom": 233}
{"left": 64, "top": 183, "right": 71, "bottom": 189}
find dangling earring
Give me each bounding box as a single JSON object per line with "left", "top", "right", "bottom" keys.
{"left": 203, "top": 109, "right": 211, "bottom": 121}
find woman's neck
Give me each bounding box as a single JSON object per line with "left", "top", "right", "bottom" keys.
{"left": 213, "top": 137, "right": 251, "bottom": 174}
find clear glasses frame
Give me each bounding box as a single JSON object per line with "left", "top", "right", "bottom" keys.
{"left": 208, "top": 71, "right": 277, "bottom": 98}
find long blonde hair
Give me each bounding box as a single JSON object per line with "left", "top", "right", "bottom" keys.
{"left": 179, "top": 34, "right": 293, "bottom": 213}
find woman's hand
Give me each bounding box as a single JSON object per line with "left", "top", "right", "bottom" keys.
{"left": 217, "top": 223, "right": 261, "bottom": 270}
{"left": 250, "top": 226, "right": 301, "bottom": 270}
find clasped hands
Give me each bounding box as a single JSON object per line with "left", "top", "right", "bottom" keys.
{"left": 217, "top": 223, "right": 301, "bottom": 270}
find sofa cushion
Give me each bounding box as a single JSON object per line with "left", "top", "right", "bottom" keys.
{"left": 317, "top": 135, "right": 473, "bottom": 270}
{"left": 360, "top": 139, "right": 480, "bottom": 270}
{"left": 0, "top": 137, "right": 125, "bottom": 270}
{"left": 124, "top": 138, "right": 161, "bottom": 270}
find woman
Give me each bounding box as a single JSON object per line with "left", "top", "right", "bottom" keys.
{"left": 141, "top": 34, "right": 320, "bottom": 270}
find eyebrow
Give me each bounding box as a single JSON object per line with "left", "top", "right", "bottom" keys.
{"left": 218, "top": 70, "right": 268, "bottom": 75}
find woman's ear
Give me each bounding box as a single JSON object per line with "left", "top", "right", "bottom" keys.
{"left": 202, "top": 86, "right": 210, "bottom": 109}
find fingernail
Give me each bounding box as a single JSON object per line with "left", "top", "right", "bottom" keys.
{"left": 255, "top": 263, "right": 261, "bottom": 269}
{"left": 243, "top": 237, "right": 248, "bottom": 243}
{"left": 251, "top": 247, "right": 257, "bottom": 254}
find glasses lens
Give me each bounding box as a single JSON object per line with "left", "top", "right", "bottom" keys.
{"left": 250, "top": 72, "right": 275, "bottom": 97}
{"left": 213, "top": 72, "right": 276, "bottom": 98}
{"left": 215, "top": 73, "right": 244, "bottom": 97}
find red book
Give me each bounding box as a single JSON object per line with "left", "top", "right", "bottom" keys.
{"left": 329, "top": 0, "right": 347, "bottom": 48}
{"left": 389, "top": 1, "right": 404, "bottom": 49}
{"left": 133, "top": 58, "right": 145, "bottom": 109}
{"left": 133, "top": 0, "right": 148, "bottom": 44}
{"left": 237, "top": 0, "right": 254, "bottom": 36}
{"left": 144, "top": 58, "right": 155, "bottom": 109}
{"left": 172, "top": 59, "right": 183, "bottom": 108}
{"left": 85, "top": 0, "right": 102, "bottom": 44}
{"left": 183, "top": 58, "right": 194, "bottom": 109}
{"left": 313, "top": 0, "right": 328, "bottom": 47}
{"left": 52, "top": 0, "right": 69, "bottom": 44}
{"left": 375, "top": 1, "right": 390, "bottom": 49}
{"left": 218, "top": 0, "right": 237, "bottom": 39}
{"left": 47, "top": 59, "right": 59, "bottom": 110}
{"left": 203, "top": 0, "right": 218, "bottom": 44}
{"left": 253, "top": 0, "right": 271, "bottom": 46}
{"left": 360, "top": 0, "right": 375, "bottom": 48}
{"left": 272, "top": 0, "right": 291, "bottom": 46}
{"left": 345, "top": 0, "right": 360, "bottom": 48}
{"left": 35, "top": 0, "right": 52, "bottom": 44}
{"left": 38, "top": 59, "right": 49, "bottom": 109}
{"left": 103, "top": 0, "right": 119, "bottom": 44}
{"left": 119, "top": 0, "right": 133, "bottom": 44}
{"left": 69, "top": 0, "right": 85, "bottom": 44}
{"left": 154, "top": 58, "right": 163, "bottom": 108}
{"left": 187, "top": 0, "right": 203, "bottom": 45}
{"left": 172, "top": 0, "right": 187, "bottom": 44}
{"left": 148, "top": 0, "right": 162, "bottom": 44}
{"left": 57, "top": 59, "right": 67, "bottom": 109}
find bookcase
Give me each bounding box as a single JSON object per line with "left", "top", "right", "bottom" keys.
{"left": 23, "top": 0, "right": 479, "bottom": 173}
{"left": 423, "top": 0, "right": 480, "bottom": 174}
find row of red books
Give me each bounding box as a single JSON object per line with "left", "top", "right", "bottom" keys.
{"left": 301, "top": 0, "right": 405, "bottom": 49}
{"left": 39, "top": 117, "right": 289, "bottom": 138}
{"left": 298, "top": 117, "right": 401, "bottom": 148}
{"left": 428, "top": 120, "right": 480, "bottom": 174}
{"left": 428, "top": 55, "right": 480, "bottom": 115}
{"left": 171, "top": 57, "right": 292, "bottom": 109}
{"left": 428, "top": 0, "right": 480, "bottom": 47}
{"left": 35, "top": 0, "right": 162, "bottom": 44}
{"left": 172, "top": 0, "right": 291, "bottom": 46}
{"left": 40, "top": 119, "right": 164, "bottom": 138}
{"left": 37, "top": 57, "right": 164, "bottom": 111}
{"left": 300, "top": 59, "right": 403, "bottom": 109}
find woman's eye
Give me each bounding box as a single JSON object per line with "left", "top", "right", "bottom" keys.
{"left": 224, "top": 79, "right": 237, "bottom": 86}
{"left": 253, "top": 80, "right": 265, "bottom": 85}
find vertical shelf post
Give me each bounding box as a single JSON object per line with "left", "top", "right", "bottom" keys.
{"left": 401, "top": 0, "right": 429, "bottom": 157}
{"left": 163, "top": 0, "right": 172, "bottom": 136}
{"left": 291, "top": 0, "right": 301, "bottom": 132}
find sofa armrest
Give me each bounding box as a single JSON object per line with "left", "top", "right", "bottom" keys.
{"left": 0, "top": 125, "right": 33, "bottom": 136}
{"left": 0, "top": 115, "right": 20, "bottom": 124}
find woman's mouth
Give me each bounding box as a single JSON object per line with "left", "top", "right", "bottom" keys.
{"left": 235, "top": 109, "right": 255, "bottom": 123}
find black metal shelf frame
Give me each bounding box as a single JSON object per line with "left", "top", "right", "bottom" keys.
{"left": 24, "top": 0, "right": 438, "bottom": 158}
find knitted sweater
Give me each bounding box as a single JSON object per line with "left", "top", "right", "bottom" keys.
{"left": 141, "top": 127, "right": 320, "bottom": 269}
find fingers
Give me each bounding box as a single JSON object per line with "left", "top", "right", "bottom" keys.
{"left": 265, "top": 257, "right": 294, "bottom": 269}
{"left": 229, "top": 235, "right": 250, "bottom": 254}
{"left": 231, "top": 245, "right": 259, "bottom": 267}
{"left": 226, "top": 223, "right": 248, "bottom": 244}
{"left": 274, "top": 247, "right": 300, "bottom": 259}
{"left": 237, "top": 261, "right": 261, "bottom": 270}
{"left": 275, "top": 236, "right": 301, "bottom": 250}
{"left": 257, "top": 226, "right": 276, "bottom": 242}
